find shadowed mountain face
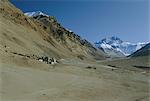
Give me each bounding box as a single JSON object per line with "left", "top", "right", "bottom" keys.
{"left": 0, "top": 0, "right": 106, "bottom": 61}
{"left": 129, "top": 43, "right": 150, "bottom": 57}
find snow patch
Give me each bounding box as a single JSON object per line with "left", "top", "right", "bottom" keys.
{"left": 24, "top": 11, "right": 49, "bottom": 17}
{"left": 100, "top": 43, "right": 112, "bottom": 49}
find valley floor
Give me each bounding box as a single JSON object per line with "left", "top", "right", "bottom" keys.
{"left": 0, "top": 50, "right": 149, "bottom": 101}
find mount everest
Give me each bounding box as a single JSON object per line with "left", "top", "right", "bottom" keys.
{"left": 95, "top": 36, "right": 148, "bottom": 57}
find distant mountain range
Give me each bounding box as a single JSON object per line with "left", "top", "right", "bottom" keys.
{"left": 95, "top": 36, "right": 148, "bottom": 57}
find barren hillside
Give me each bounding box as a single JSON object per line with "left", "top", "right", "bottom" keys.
{"left": 0, "top": 0, "right": 106, "bottom": 61}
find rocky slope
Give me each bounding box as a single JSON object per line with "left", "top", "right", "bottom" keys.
{"left": 0, "top": 0, "right": 106, "bottom": 61}
{"left": 95, "top": 36, "right": 147, "bottom": 57}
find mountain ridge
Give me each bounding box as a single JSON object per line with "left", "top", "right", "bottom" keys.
{"left": 24, "top": 11, "right": 107, "bottom": 60}
{"left": 0, "top": 2, "right": 106, "bottom": 62}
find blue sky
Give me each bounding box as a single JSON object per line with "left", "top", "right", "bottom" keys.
{"left": 10, "top": 0, "right": 149, "bottom": 43}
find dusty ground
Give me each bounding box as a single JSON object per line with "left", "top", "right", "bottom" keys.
{"left": 0, "top": 49, "right": 149, "bottom": 101}
{"left": 99, "top": 56, "right": 150, "bottom": 71}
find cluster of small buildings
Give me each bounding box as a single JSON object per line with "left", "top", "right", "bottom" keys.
{"left": 38, "top": 56, "right": 57, "bottom": 64}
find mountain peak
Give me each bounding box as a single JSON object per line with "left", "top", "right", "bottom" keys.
{"left": 96, "top": 36, "right": 123, "bottom": 46}
{"left": 24, "top": 11, "right": 49, "bottom": 17}
{"left": 110, "top": 36, "right": 121, "bottom": 41}
{"left": 104, "top": 36, "right": 122, "bottom": 43}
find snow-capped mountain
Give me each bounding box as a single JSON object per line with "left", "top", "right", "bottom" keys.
{"left": 24, "top": 11, "right": 49, "bottom": 17}
{"left": 95, "top": 36, "right": 148, "bottom": 57}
